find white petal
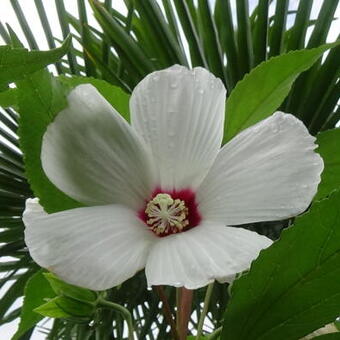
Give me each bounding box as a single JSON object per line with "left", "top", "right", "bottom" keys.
{"left": 23, "top": 198, "right": 156, "bottom": 290}
{"left": 130, "top": 65, "right": 226, "bottom": 191}
{"left": 197, "top": 112, "right": 324, "bottom": 225}
{"left": 42, "top": 84, "right": 155, "bottom": 210}
{"left": 145, "top": 221, "right": 271, "bottom": 289}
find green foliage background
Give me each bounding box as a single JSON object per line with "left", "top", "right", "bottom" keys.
{"left": 0, "top": 0, "right": 339, "bottom": 339}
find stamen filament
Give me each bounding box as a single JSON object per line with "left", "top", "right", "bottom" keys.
{"left": 145, "top": 193, "right": 189, "bottom": 236}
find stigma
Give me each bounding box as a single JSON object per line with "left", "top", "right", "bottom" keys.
{"left": 145, "top": 193, "right": 189, "bottom": 235}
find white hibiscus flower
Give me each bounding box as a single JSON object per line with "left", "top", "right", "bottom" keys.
{"left": 23, "top": 65, "right": 323, "bottom": 290}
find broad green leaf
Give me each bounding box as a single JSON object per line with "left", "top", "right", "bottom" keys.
{"left": 44, "top": 273, "right": 97, "bottom": 303}
{"left": 35, "top": 296, "right": 94, "bottom": 319}
{"left": 34, "top": 297, "right": 72, "bottom": 319}
{"left": 0, "top": 88, "right": 17, "bottom": 108}
{"left": 0, "top": 35, "right": 71, "bottom": 90}
{"left": 17, "top": 70, "right": 81, "bottom": 213}
{"left": 222, "top": 190, "right": 340, "bottom": 340}
{"left": 12, "top": 270, "right": 55, "bottom": 340}
{"left": 18, "top": 70, "right": 130, "bottom": 213}
{"left": 315, "top": 128, "right": 340, "bottom": 201}
{"left": 223, "top": 41, "right": 340, "bottom": 143}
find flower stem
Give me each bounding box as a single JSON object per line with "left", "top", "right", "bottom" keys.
{"left": 154, "top": 286, "right": 179, "bottom": 340}
{"left": 98, "top": 298, "right": 134, "bottom": 340}
{"left": 178, "top": 287, "right": 193, "bottom": 340}
{"left": 176, "top": 287, "right": 180, "bottom": 331}
{"left": 196, "top": 282, "right": 214, "bottom": 340}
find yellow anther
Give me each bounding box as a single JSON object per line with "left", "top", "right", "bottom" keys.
{"left": 145, "top": 193, "right": 189, "bottom": 235}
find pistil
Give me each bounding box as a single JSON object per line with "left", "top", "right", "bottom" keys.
{"left": 145, "top": 193, "right": 189, "bottom": 235}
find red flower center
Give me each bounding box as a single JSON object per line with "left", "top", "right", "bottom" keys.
{"left": 139, "top": 188, "right": 201, "bottom": 237}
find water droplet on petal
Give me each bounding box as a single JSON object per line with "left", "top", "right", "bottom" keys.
{"left": 170, "top": 83, "right": 178, "bottom": 89}
{"left": 271, "top": 125, "right": 279, "bottom": 133}
{"left": 198, "top": 89, "right": 204, "bottom": 94}
{"left": 152, "top": 75, "right": 160, "bottom": 81}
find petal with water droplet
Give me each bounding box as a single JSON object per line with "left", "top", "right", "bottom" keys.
{"left": 145, "top": 221, "right": 272, "bottom": 289}
{"left": 130, "top": 65, "right": 226, "bottom": 191}
{"left": 197, "top": 112, "right": 323, "bottom": 225}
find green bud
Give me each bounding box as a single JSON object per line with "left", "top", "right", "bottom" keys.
{"left": 44, "top": 272, "right": 98, "bottom": 303}
{"left": 35, "top": 295, "right": 95, "bottom": 320}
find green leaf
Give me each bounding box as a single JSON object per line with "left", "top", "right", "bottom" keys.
{"left": 18, "top": 70, "right": 131, "bottom": 213}
{"left": 315, "top": 129, "right": 340, "bottom": 201}
{"left": 0, "top": 35, "right": 71, "bottom": 90}
{"left": 34, "top": 297, "right": 72, "bottom": 319}
{"left": 222, "top": 190, "right": 340, "bottom": 340}
{"left": 223, "top": 41, "right": 340, "bottom": 143}
{"left": 0, "top": 89, "right": 17, "bottom": 108}
{"left": 44, "top": 273, "right": 97, "bottom": 303}
{"left": 17, "top": 70, "right": 81, "bottom": 213}
{"left": 35, "top": 296, "right": 94, "bottom": 319}
{"left": 12, "top": 270, "right": 55, "bottom": 340}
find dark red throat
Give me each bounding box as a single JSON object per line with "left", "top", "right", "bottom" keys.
{"left": 138, "top": 187, "right": 201, "bottom": 237}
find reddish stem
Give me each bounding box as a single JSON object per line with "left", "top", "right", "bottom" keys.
{"left": 154, "top": 286, "right": 179, "bottom": 340}
{"left": 178, "top": 287, "right": 193, "bottom": 340}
